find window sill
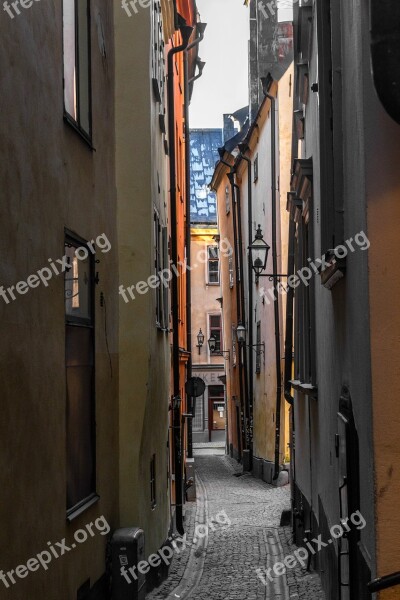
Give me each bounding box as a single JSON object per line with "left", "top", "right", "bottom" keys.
{"left": 67, "top": 493, "right": 100, "bottom": 523}
{"left": 289, "top": 379, "right": 318, "bottom": 399}
{"left": 319, "top": 251, "right": 346, "bottom": 290}
{"left": 63, "top": 114, "right": 94, "bottom": 151}
{"left": 207, "top": 283, "right": 220, "bottom": 286}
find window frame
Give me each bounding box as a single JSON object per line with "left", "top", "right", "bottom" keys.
{"left": 154, "top": 211, "right": 170, "bottom": 331}
{"left": 256, "top": 321, "right": 262, "bottom": 374}
{"left": 209, "top": 313, "right": 223, "bottom": 354}
{"left": 207, "top": 245, "right": 220, "bottom": 285}
{"left": 254, "top": 154, "right": 259, "bottom": 183}
{"left": 65, "top": 230, "right": 98, "bottom": 520}
{"left": 225, "top": 186, "right": 230, "bottom": 214}
{"left": 62, "top": 0, "right": 93, "bottom": 145}
{"left": 150, "top": 454, "right": 157, "bottom": 510}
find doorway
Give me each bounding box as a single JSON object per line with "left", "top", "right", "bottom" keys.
{"left": 208, "top": 385, "right": 226, "bottom": 442}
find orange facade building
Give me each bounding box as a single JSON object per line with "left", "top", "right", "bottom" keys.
{"left": 166, "top": 0, "right": 202, "bottom": 532}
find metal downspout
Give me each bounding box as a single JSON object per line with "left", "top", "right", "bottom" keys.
{"left": 183, "top": 24, "right": 206, "bottom": 460}
{"left": 167, "top": 23, "right": 194, "bottom": 535}
{"left": 265, "top": 92, "right": 282, "bottom": 480}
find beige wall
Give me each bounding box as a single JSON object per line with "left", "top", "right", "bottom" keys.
{"left": 0, "top": 1, "right": 118, "bottom": 597}
{"left": 191, "top": 228, "right": 224, "bottom": 367}
{"left": 114, "top": 1, "right": 171, "bottom": 557}
{"left": 236, "top": 70, "right": 293, "bottom": 466}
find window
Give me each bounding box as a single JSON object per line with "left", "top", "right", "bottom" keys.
{"left": 150, "top": 455, "right": 156, "bottom": 509}
{"left": 151, "top": 0, "right": 165, "bottom": 105}
{"left": 154, "top": 211, "right": 162, "bottom": 327}
{"left": 232, "top": 324, "right": 237, "bottom": 366}
{"left": 256, "top": 321, "right": 261, "bottom": 374}
{"left": 193, "top": 393, "right": 205, "bottom": 432}
{"left": 162, "top": 226, "right": 169, "bottom": 329}
{"left": 207, "top": 246, "right": 219, "bottom": 284}
{"left": 229, "top": 255, "right": 234, "bottom": 288}
{"left": 225, "top": 186, "right": 230, "bottom": 214}
{"left": 154, "top": 212, "right": 169, "bottom": 330}
{"left": 63, "top": 0, "right": 92, "bottom": 140}
{"left": 65, "top": 233, "right": 96, "bottom": 515}
{"left": 209, "top": 314, "right": 222, "bottom": 353}
{"left": 254, "top": 154, "right": 259, "bottom": 182}
{"left": 291, "top": 159, "right": 316, "bottom": 387}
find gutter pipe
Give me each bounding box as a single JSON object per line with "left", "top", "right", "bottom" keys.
{"left": 233, "top": 179, "right": 250, "bottom": 453}
{"left": 265, "top": 91, "right": 282, "bottom": 480}
{"left": 238, "top": 148, "right": 254, "bottom": 460}
{"left": 183, "top": 22, "right": 206, "bottom": 460}
{"left": 167, "top": 23, "right": 194, "bottom": 535}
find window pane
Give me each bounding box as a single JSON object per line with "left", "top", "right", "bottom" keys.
{"left": 63, "top": 0, "right": 77, "bottom": 120}
{"left": 77, "top": 0, "right": 90, "bottom": 134}
{"left": 66, "top": 326, "right": 95, "bottom": 509}
{"left": 208, "top": 246, "right": 218, "bottom": 259}
{"left": 210, "top": 315, "right": 220, "bottom": 328}
{"left": 65, "top": 244, "right": 92, "bottom": 321}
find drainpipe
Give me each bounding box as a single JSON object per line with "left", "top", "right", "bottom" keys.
{"left": 225, "top": 168, "right": 246, "bottom": 458}
{"left": 233, "top": 179, "right": 250, "bottom": 455}
{"left": 284, "top": 219, "right": 295, "bottom": 407}
{"left": 370, "top": 0, "right": 400, "bottom": 125}
{"left": 265, "top": 91, "right": 282, "bottom": 480}
{"left": 167, "top": 22, "right": 194, "bottom": 535}
{"left": 238, "top": 147, "right": 254, "bottom": 461}
{"left": 183, "top": 23, "right": 207, "bottom": 460}
{"left": 284, "top": 218, "right": 296, "bottom": 524}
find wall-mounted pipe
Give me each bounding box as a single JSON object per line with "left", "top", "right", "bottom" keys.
{"left": 265, "top": 91, "right": 282, "bottom": 480}
{"left": 167, "top": 22, "right": 194, "bottom": 535}
{"left": 183, "top": 22, "right": 206, "bottom": 461}
{"left": 284, "top": 219, "right": 295, "bottom": 407}
{"left": 233, "top": 180, "right": 250, "bottom": 453}
{"left": 370, "top": 0, "right": 400, "bottom": 124}
{"left": 238, "top": 148, "right": 254, "bottom": 458}
{"left": 226, "top": 168, "right": 245, "bottom": 459}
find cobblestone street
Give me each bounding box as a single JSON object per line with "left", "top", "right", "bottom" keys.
{"left": 147, "top": 456, "right": 325, "bottom": 600}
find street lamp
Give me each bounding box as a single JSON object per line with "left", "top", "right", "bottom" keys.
{"left": 236, "top": 323, "right": 246, "bottom": 346}
{"left": 249, "top": 225, "right": 270, "bottom": 278}
{"left": 208, "top": 335, "right": 230, "bottom": 361}
{"left": 196, "top": 328, "right": 205, "bottom": 354}
{"left": 249, "top": 225, "right": 288, "bottom": 281}
{"left": 208, "top": 334, "right": 217, "bottom": 353}
{"left": 236, "top": 323, "right": 264, "bottom": 357}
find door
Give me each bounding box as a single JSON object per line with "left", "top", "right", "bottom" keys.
{"left": 208, "top": 385, "right": 225, "bottom": 442}
{"left": 337, "top": 387, "right": 361, "bottom": 600}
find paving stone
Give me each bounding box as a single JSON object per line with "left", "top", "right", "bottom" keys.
{"left": 146, "top": 455, "right": 325, "bottom": 600}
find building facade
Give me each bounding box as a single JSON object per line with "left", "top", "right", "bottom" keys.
{"left": 0, "top": 1, "right": 118, "bottom": 597}
{"left": 287, "top": 0, "right": 400, "bottom": 598}
{"left": 0, "top": 0, "right": 203, "bottom": 596}
{"left": 190, "top": 226, "right": 225, "bottom": 445}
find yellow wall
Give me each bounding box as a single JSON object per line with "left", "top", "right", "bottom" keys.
{"left": 114, "top": 1, "right": 170, "bottom": 556}
{"left": 191, "top": 227, "right": 224, "bottom": 368}
{"left": 367, "top": 113, "right": 400, "bottom": 598}
{"left": 0, "top": 1, "right": 119, "bottom": 597}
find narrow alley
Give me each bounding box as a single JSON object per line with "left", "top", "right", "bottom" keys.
{"left": 147, "top": 456, "right": 325, "bottom": 600}
{"left": 2, "top": 0, "right": 400, "bottom": 598}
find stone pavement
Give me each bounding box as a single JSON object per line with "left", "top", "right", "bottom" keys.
{"left": 147, "top": 455, "right": 325, "bottom": 600}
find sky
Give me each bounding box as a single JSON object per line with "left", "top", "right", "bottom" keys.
{"left": 190, "top": 0, "right": 293, "bottom": 129}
